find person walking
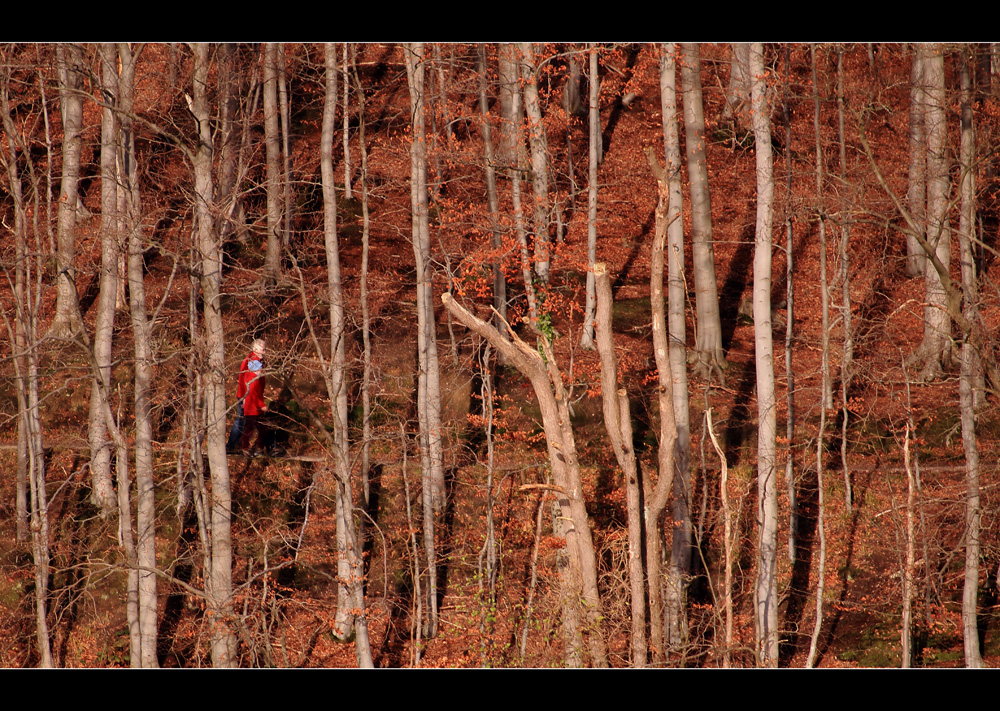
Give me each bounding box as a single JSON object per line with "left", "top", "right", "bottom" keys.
{"left": 227, "top": 338, "right": 268, "bottom": 455}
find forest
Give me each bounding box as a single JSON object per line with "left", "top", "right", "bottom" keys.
{"left": 1, "top": 42, "right": 998, "bottom": 668}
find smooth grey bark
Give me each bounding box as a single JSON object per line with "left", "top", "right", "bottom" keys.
{"left": 519, "top": 43, "right": 551, "bottom": 283}
{"left": 580, "top": 44, "right": 600, "bottom": 350}
{"left": 958, "top": 49, "right": 984, "bottom": 669}
{"left": 277, "top": 44, "right": 293, "bottom": 250}
{"left": 404, "top": 43, "right": 444, "bottom": 641}
{"left": 806, "top": 44, "right": 829, "bottom": 669}
{"left": 680, "top": 43, "right": 726, "bottom": 380}
{"left": 87, "top": 44, "right": 119, "bottom": 517}
{"left": 780, "top": 45, "right": 797, "bottom": 561}
{"left": 48, "top": 43, "right": 85, "bottom": 339}
{"left": 342, "top": 44, "right": 352, "bottom": 200}
{"left": 653, "top": 42, "right": 694, "bottom": 656}
{"left": 191, "top": 42, "right": 237, "bottom": 667}
{"left": 322, "top": 44, "right": 374, "bottom": 667}
{"left": 263, "top": 43, "right": 282, "bottom": 284}
{"left": 908, "top": 45, "right": 952, "bottom": 382}
{"left": 749, "top": 42, "right": 779, "bottom": 668}
{"left": 118, "top": 42, "right": 160, "bottom": 668}
{"left": 594, "top": 262, "right": 646, "bottom": 667}
{"left": 906, "top": 48, "right": 927, "bottom": 277}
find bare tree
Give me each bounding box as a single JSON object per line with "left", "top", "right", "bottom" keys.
{"left": 263, "top": 43, "right": 283, "bottom": 284}
{"left": 580, "top": 44, "right": 601, "bottom": 350}
{"left": 321, "top": 43, "right": 374, "bottom": 667}
{"left": 957, "top": 47, "right": 984, "bottom": 669}
{"left": 191, "top": 42, "right": 237, "bottom": 667}
{"left": 593, "top": 262, "right": 646, "bottom": 666}
{"left": 519, "top": 43, "right": 551, "bottom": 283}
{"left": 404, "top": 42, "right": 445, "bottom": 640}
{"left": 907, "top": 44, "right": 952, "bottom": 382}
{"left": 749, "top": 42, "right": 779, "bottom": 667}
{"left": 906, "top": 47, "right": 927, "bottom": 277}
{"left": 48, "top": 43, "right": 85, "bottom": 339}
{"left": 680, "top": 43, "right": 726, "bottom": 380}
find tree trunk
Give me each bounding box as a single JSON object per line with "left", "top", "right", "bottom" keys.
{"left": 906, "top": 47, "right": 927, "bottom": 277}
{"left": 749, "top": 42, "right": 779, "bottom": 667}
{"left": 908, "top": 44, "right": 952, "bottom": 382}
{"left": 957, "top": 48, "right": 984, "bottom": 669}
{"left": 593, "top": 262, "right": 646, "bottom": 667}
{"left": 48, "top": 43, "right": 85, "bottom": 339}
{"left": 322, "top": 43, "right": 374, "bottom": 667}
{"left": 263, "top": 42, "right": 283, "bottom": 284}
{"left": 192, "top": 42, "right": 238, "bottom": 667}
{"left": 404, "top": 43, "right": 444, "bottom": 641}
{"left": 580, "top": 44, "right": 600, "bottom": 350}
{"left": 519, "top": 43, "right": 551, "bottom": 283}
{"left": 442, "top": 293, "right": 608, "bottom": 667}
{"left": 87, "top": 43, "right": 119, "bottom": 517}
{"left": 722, "top": 43, "right": 751, "bottom": 135}
{"left": 680, "top": 43, "right": 726, "bottom": 380}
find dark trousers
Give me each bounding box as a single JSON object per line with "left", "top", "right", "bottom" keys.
{"left": 227, "top": 402, "right": 245, "bottom": 452}
{"left": 240, "top": 414, "right": 265, "bottom": 451}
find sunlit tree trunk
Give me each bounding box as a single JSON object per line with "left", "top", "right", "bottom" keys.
{"left": 404, "top": 42, "right": 444, "bottom": 641}
{"left": 192, "top": 42, "right": 237, "bottom": 667}
{"left": 749, "top": 42, "right": 779, "bottom": 668}
{"left": 837, "top": 45, "right": 854, "bottom": 513}
{"left": 907, "top": 44, "right": 952, "bottom": 382}
{"left": 321, "top": 44, "right": 374, "bottom": 667}
{"left": 594, "top": 263, "right": 646, "bottom": 667}
{"left": 117, "top": 42, "right": 160, "bottom": 668}
{"left": 581, "top": 44, "right": 600, "bottom": 350}
{"left": 263, "top": 42, "right": 282, "bottom": 284}
{"left": 87, "top": 44, "right": 119, "bottom": 517}
{"left": 277, "top": 43, "right": 293, "bottom": 250}
{"left": 957, "top": 48, "right": 984, "bottom": 669}
{"left": 48, "top": 43, "right": 84, "bottom": 339}
{"left": 906, "top": 47, "right": 927, "bottom": 277}
{"left": 519, "top": 42, "right": 551, "bottom": 283}
{"left": 442, "top": 292, "right": 608, "bottom": 667}
{"left": 806, "top": 44, "right": 829, "bottom": 668}
{"left": 680, "top": 43, "right": 726, "bottom": 380}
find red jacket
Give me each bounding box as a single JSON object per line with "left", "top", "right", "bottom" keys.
{"left": 237, "top": 353, "right": 266, "bottom": 416}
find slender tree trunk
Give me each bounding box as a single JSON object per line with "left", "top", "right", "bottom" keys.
{"left": 580, "top": 44, "right": 600, "bottom": 350}
{"left": 277, "top": 44, "right": 293, "bottom": 250}
{"left": 722, "top": 43, "right": 751, "bottom": 135}
{"left": 906, "top": 47, "right": 927, "bottom": 277}
{"left": 908, "top": 44, "right": 952, "bottom": 382}
{"left": 404, "top": 43, "right": 444, "bottom": 641}
{"left": 837, "top": 45, "right": 854, "bottom": 514}
{"left": 88, "top": 44, "right": 119, "bottom": 517}
{"left": 192, "top": 42, "right": 237, "bottom": 667}
{"left": 781, "top": 45, "right": 798, "bottom": 561}
{"left": 48, "top": 43, "right": 84, "bottom": 339}
{"left": 322, "top": 44, "right": 374, "bottom": 667}
{"left": 806, "top": 45, "right": 829, "bottom": 669}
{"left": 263, "top": 43, "right": 282, "bottom": 284}
{"left": 519, "top": 42, "right": 551, "bottom": 283}
{"left": 342, "top": 44, "right": 352, "bottom": 200}
{"left": 118, "top": 42, "right": 160, "bottom": 667}
{"left": 749, "top": 42, "right": 779, "bottom": 667}
{"left": 958, "top": 48, "right": 984, "bottom": 669}
{"left": 680, "top": 43, "right": 726, "bottom": 380}
{"left": 594, "top": 263, "right": 646, "bottom": 667}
